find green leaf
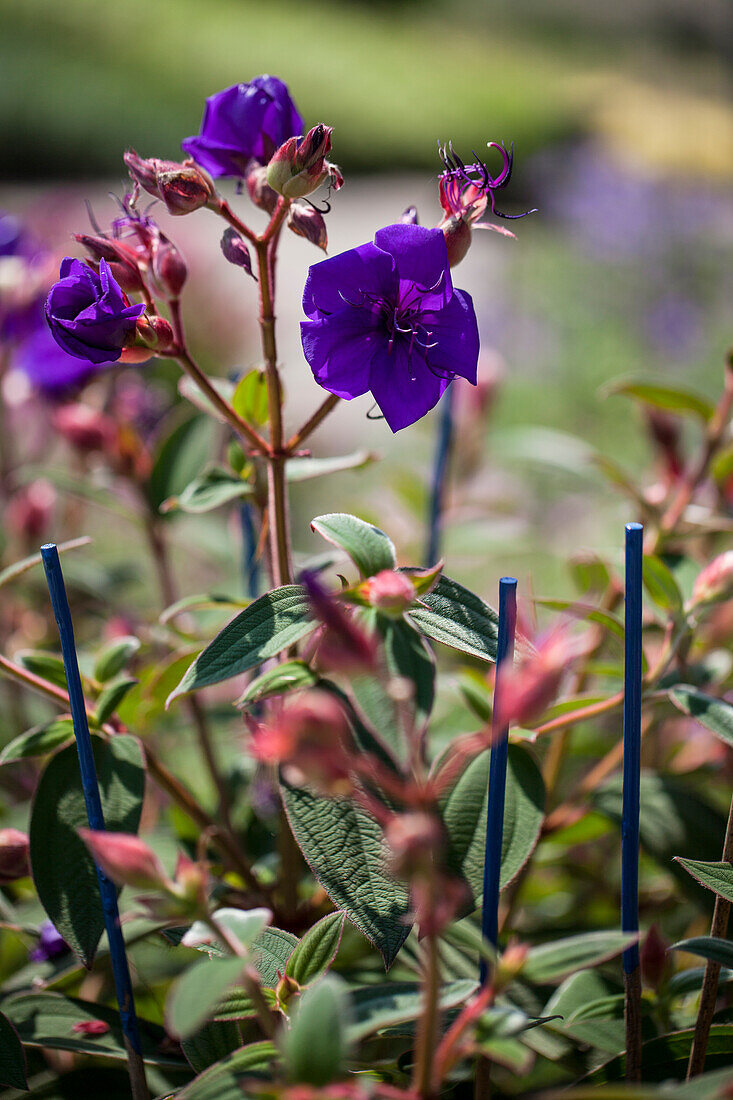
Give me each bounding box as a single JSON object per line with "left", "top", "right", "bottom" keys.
{"left": 168, "top": 586, "right": 317, "bottom": 704}
{"left": 147, "top": 412, "right": 216, "bottom": 513}
{"left": 281, "top": 783, "right": 410, "bottom": 968}
{"left": 544, "top": 970, "right": 627, "bottom": 1055}
{"left": 534, "top": 598, "right": 625, "bottom": 641}
{"left": 407, "top": 574, "right": 499, "bottom": 663}
{"left": 524, "top": 931, "right": 639, "bottom": 984}
{"left": 348, "top": 979, "right": 476, "bottom": 1042}
{"left": 675, "top": 859, "right": 733, "bottom": 904}
{"left": 565, "top": 993, "right": 627, "bottom": 1024}
{"left": 166, "top": 466, "right": 251, "bottom": 514}
{"left": 287, "top": 450, "right": 376, "bottom": 483}
{"left": 671, "top": 936, "right": 733, "bottom": 970}
{"left": 0, "top": 718, "right": 74, "bottom": 764}
{"left": 181, "top": 1019, "right": 242, "bottom": 1074}
{"left": 643, "top": 555, "right": 683, "bottom": 614}
{"left": 211, "top": 985, "right": 277, "bottom": 1022}
{"left": 16, "top": 650, "right": 68, "bottom": 689}
{"left": 0, "top": 536, "right": 91, "bottom": 591}
{"left": 605, "top": 378, "right": 715, "bottom": 422}
{"left": 4, "top": 991, "right": 183, "bottom": 1067}
{"left": 311, "top": 513, "right": 396, "bottom": 577}
{"left": 237, "top": 660, "right": 317, "bottom": 708}
{"left": 94, "top": 679, "right": 138, "bottom": 726}
{"left": 167, "top": 957, "right": 246, "bottom": 1039}
{"left": 670, "top": 686, "right": 733, "bottom": 748}
{"left": 350, "top": 614, "right": 435, "bottom": 766}
{"left": 177, "top": 1041, "right": 277, "bottom": 1100}
{"left": 250, "top": 926, "right": 299, "bottom": 986}
{"left": 29, "top": 735, "right": 145, "bottom": 967}
{"left": 285, "top": 911, "right": 346, "bottom": 986}
{"left": 668, "top": 967, "right": 733, "bottom": 997}
{"left": 458, "top": 670, "right": 492, "bottom": 722}
{"left": 586, "top": 1025, "right": 733, "bottom": 1084}
{"left": 282, "top": 975, "right": 350, "bottom": 1087}
{"left": 673, "top": 1067, "right": 733, "bottom": 1098}
{"left": 0, "top": 1011, "right": 27, "bottom": 1090}
{"left": 93, "top": 636, "right": 140, "bottom": 683}
{"left": 439, "top": 744, "right": 545, "bottom": 909}
{"left": 232, "top": 369, "right": 268, "bottom": 426}
{"left": 593, "top": 772, "right": 727, "bottom": 906}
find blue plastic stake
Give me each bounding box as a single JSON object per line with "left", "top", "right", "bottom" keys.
{"left": 480, "top": 577, "right": 518, "bottom": 983}
{"left": 621, "top": 523, "right": 643, "bottom": 1080}
{"left": 239, "top": 502, "right": 260, "bottom": 599}
{"left": 425, "top": 383, "right": 455, "bottom": 566}
{"left": 41, "top": 545, "right": 149, "bottom": 1099}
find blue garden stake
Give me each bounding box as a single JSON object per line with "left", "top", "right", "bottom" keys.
{"left": 239, "top": 501, "right": 260, "bottom": 598}
{"left": 41, "top": 544, "right": 150, "bottom": 1100}
{"left": 621, "top": 522, "right": 643, "bottom": 1080}
{"left": 425, "top": 383, "right": 455, "bottom": 566}
{"left": 480, "top": 576, "right": 518, "bottom": 984}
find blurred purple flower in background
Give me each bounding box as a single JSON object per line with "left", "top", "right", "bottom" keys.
{"left": 30, "top": 920, "right": 69, "bottom": 962}
{"left": 301, "top": 223, "right": 479, "bottom": 431}
{"left": 182, "top": 75, "right": 304, "bottom": 178}
{"left": 15, "top": 321, "right": 99, "bottom": 395}
{"left": 45, "top": 257, "right": 144, "bottom": 364}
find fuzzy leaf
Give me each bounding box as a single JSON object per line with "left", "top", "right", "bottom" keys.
{"left": 167, "top": 957, "right": 247, "bottom": 1039}
{"left": 670, "top": 686, "right": 733, "bottom": 748}
{"left": 0, "top": 718, "right": 74, "bottom": 764}
{"left": 675, "top": 859, "right": 733, "bottom": 904}
{"left": 237, "top": 660, "right": 317, "bottom": 707}
{"left": 524, "top": 931, "right": 639, "bottom": 984}
{"left": 285, "top": 911, "right": 346, "bottom": 986}
{"left": 670, "top": 936, "right": 733, "bottom": 970}
{"left": 348, "top": 979, "right": 476, "bottom": 1042}
{"left": 178, "top": 1041, "right": 277, "bottom": 1099}
{"left": 0, "top": 1011, "right": 27, "bottom": 1090}
{"left": 407, "top": 574, "right": 499, "bottom": 663}
{"left": 311, "top": 513, "right": 396, "bottom": 577}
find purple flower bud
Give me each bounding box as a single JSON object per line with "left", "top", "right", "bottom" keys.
{"left": 45, "top": 257, "right": 145, "bottom": 364}
{"left": 287, "top": 204, "right": 327, "bottom": 252}
{"left": 220, "top": 228, "right": 255, "bottom": 277}
{"left": 30, "top": 920, "right": 69, "bottom": 963}
{"left": 401, "top": 206, "right": 419, "bottom": 225}
{"left": 74, "top": 233, "right": 144, "bottom": 293}
{"left": 267, "top": 125, "right": 335, "bottom": 199}
{"left": 182, "top": 75, "right": 304, "bottom": 178}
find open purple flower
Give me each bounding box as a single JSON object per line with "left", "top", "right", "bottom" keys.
{"left": 300, "top": 224, "right": 479, "bottom": 431}
{"left": 45, "top": 257, "right": 145, "bottom": 365}
{"left": 30, "top": 920, "right": 69, "bottom": 963}
{"left": 181, "top": 75, "right": 304, "bottom": 178}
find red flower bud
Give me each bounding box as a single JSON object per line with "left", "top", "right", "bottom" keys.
{"left": 640, "top": 923, "right": 670, "bottom": 991}
{"left": 385, "top": 812, "right": 444, "bottom": 879}
{"left": 134, "top": 314, "right": 174, "bottom": 353}
{"left": 0, "top": 828, "right": 30, "bottom": 884}
{"left": 288, "top": 204, "right": 328, "bottom": 251}
{"left": 52, "top": 404, "right": 116, "bottom": 453}
{"left": 74, "top": 234, "right": 144, "bottom": 293}
{"left": 79, "top": 829, "right": 169, "bottom": 890}
{"left": 249, "top": 691, "right": 354, "bottom": 797}
{"left": 124, "top": 150, "right": 215, "bottom": 216}
{"left": 151, "top": 235, "right": 187, "bottom": 297}
{"left": 494, "top": 624, "right": 589, "bottom": 731}
{"left": 72, "top": 1019, "right": 110, "bottom": 1036}
{"left": 245, "top": 165, "right": 279, "bottom": 214}
{"left": 5, "top": 481, "right": 55, "bottom": 543}
{"left": 267, "top": 125, "right": 335, "bottom": 199}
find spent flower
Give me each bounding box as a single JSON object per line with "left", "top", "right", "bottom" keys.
{"left": 301, "top": 223, "right": 479, "bottom": 431}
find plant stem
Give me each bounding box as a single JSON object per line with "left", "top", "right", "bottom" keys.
{"left": 167, "top": 298, "right": 269, "bottom": 455}
{"left": 687, "top": 792, "right": 733, "bottom": 1078}
{"left": 624, "top": 966, "right": 643, "bottom": 1082}
{"left": 413, "top": 925, "right": 440, "bottom": 1098}
{"left": 425, "top": 385, "right": 455, "bottom": 567}
{"left": 285, "top": 393, "right": 341, "bottom": 453}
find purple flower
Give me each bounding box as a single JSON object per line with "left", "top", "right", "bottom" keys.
{"left": 16, "top": 319, "right": 99, "bottom": 395}
{"left": 181, "top": 75, "right": 304, "bottom": 178}
{"left": 45, "top": 257, "right": 145, "bottom": 365}
{"left": 300, "top": 224, "right": 479, "bottom": 431}
{"left": 30, "top": 920, "right": 69, "bottom": 962}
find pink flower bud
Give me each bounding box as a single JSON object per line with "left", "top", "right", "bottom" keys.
{"left": 692, "top": 551, "right": 733, "bottom": 606}
{"left": 220, "top": 228, "right": 255, "bottom": 276}
{"left": 52, "top": 404, "right": 116, "bottom": 453}
{"left": 288, "top": 204, "right": 327, "bottom": 252}
{"left": 0, "top": 828, "right": 30, "bottom": 884}
{"left": 245, "top": 165, "right": 279, "bottom": 214}
{"left": 72, "top": 1019, "right": 110, "bottom": 1036}
{"left": 151, "top": 235, "right": 187, "bottom": 297}
{"left": 267, "top": 125, "right": 334, "bottom": 199}
{"left": 301, "top": 570, "right": 377, "bottom": 672}
{"left": 79, "top": 829, "right": 169, "bottom": 890}
{"left": 5, "top": 481, "right": 55, "bottom": 543}
{"left": 439, "top": 215, "right": 473, "bottom": 267}
{"left": 494, "top": 624, "right": 588, "bottom": 731}
{"left": 385, "top": 812, "right": 444, "bottom": 879}
{"left": 74, "top": 234, "right": 144, "bottom": 293}
{"left": 134, "top": 314, "right": 174, "bottom": 353}
{"left": 249, "top": 691, "right": 354, "bottom": 797}
{"left": 361, "top": 570, "right": 415, "bottom": 616}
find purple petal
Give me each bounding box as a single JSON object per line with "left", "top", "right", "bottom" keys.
{"left": 303, "top": 242, "right": 395, "bottom": 318}
{"left": 421, "top": 289, "right": 479, "bottom": 384}
{"left": 369, "top": 344, "right": 448, "bottom": 432}
{"left": 301, "top": 309, "right": 383, "bottom": 399}
{"left": 374, "top": 224, "right": 452, "bottom": 306}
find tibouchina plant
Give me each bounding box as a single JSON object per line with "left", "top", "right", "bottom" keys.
{"left": 0, "top": 72, "right": 732, "bottom": 1100}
